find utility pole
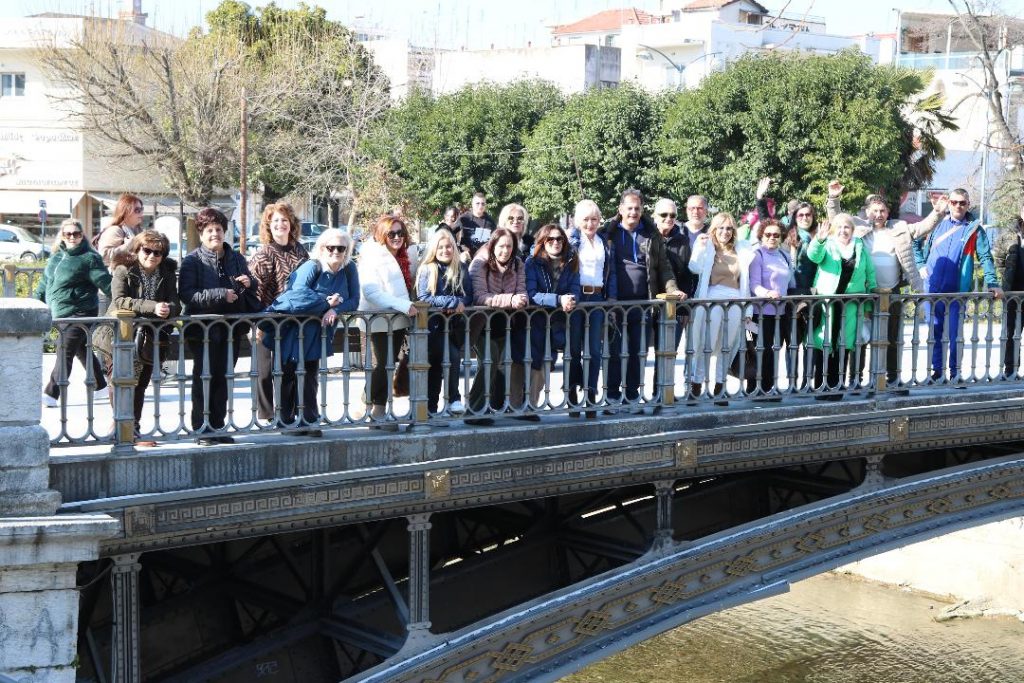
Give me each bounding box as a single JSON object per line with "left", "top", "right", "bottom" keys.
{"left": 239, "top": 87, "right": 248, "bottom": 254}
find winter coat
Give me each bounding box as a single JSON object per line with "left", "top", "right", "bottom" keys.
{"left": 248, "top": 241, "right": 309, "bottom": 308}
{"left": 357, "top": 240, "right": 414, "bottom": 334}
{"left": 261, "top": 258, "right": 359, "bottom": 364}
{"left": 525, "top": 256, "right": 582, "bottom": 309}
{"left": 807, "top": 236, "right": 877, "bottom": 351}
{"left": 35, "top": 240, "right": 111, "bottom": 318}
{"left": 468, "top": 255, "right": 527, "bottom": 343}
{"left": 826, "top": 196, "right": 942, "bottom": 292}
{"left": 108, "top": 257, "right": 181, "bottom": 319}
{"left": 416, "top": 261, "right": 473, "bottom": 334}
{"left": 599, "top": 218, "right": 680, "bottom": 299}
{"left": 179, "top": 244, "right": 258, "bottom": 340}
{"left": 688, "top": 238, "right": 755, "bottom": 317}
{"left": 912, "top": 213, "right": 1000, "bottom": 292}
{"left": 97, "top": 224, "right": 140, "bottom": 269}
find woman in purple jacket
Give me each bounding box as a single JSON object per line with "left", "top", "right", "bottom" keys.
{"left": 748, "top": 220, "right": 793, "bottom": 395}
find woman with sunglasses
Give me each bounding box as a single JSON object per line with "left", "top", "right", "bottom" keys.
{"left": 248, "top": 202, "right": 309, "bottom": 424}
{"left": 106, "top": 230, "right": 180, "bottom": 446}
{"left": 466, "top": 227, "right": 529, "bottom": 425}
{"left": 261, "top": 229, "right": 358, "bottom": 434}
{"left": 37, "top": 218, "right": 112, "bottom": 407}
{"left": 748, "top": 220, "right": 793, "bottom": 396}
{"left": 497, "top": 203, "right": 533, "bottom": 258}
{"left": 416, "top": 228, "right": 473, "bottom": 414}
{"left": 358, "top": 215, "right": 418, "bottom": 426}
{"left": 688, "top": 211, "right": 754, "bottom": 402}
{"left": 525, "top": 224, "right": 582, "bottom": 415}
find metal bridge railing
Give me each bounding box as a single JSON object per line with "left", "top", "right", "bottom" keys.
{"left": 1, "top": 263, "right": 45, "bottom": 298}
{"left": 39, "top": 290, "right": 1023, "bottom": 450}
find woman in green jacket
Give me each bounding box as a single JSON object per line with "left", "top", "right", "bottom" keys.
{"left": 36, "top": 218, "right": 112, "bottom": 407}
{"left": 807, "top": 213, "right": 876, "bottom": 398}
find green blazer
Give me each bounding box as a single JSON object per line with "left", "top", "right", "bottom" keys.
{"left": 807, "top": 236, "right": 876, "bottom": 351}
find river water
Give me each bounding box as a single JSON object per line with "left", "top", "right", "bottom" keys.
{"left": 561, "top": 573, "right": 1024, "bottom": 683}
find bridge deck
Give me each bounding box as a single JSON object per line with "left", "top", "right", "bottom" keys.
{"left": 54, "top": 383, "right": 1024, "bottom": 556}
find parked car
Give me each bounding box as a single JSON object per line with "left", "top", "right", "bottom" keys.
{"left": 300, "top": 222, "right": 337, "bottom": 252}
{"left": 0, "top": 225, "right": 47, "bottom": 262}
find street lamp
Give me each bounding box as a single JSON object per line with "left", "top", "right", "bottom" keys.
{"left": 636, "top": 44, "right": 723, "bottom": 89}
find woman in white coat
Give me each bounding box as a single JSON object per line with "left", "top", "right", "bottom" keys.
{"left": 687, "top": 211, "right": 754, "bottom": 400}
{"left": 358, "top": 215, "right": 418, "bottom": 423}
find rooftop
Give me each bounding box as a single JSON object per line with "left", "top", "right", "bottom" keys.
{"left": 552, "top": 8, "right": 664, "bottom": 36}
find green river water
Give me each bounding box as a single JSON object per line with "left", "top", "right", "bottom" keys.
{"left": 561, "top": 573, "right": 1024, "bottom": 683}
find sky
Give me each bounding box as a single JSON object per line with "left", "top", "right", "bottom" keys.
{"left": 11, "top": 0, "right": 1023, "bottom": 50}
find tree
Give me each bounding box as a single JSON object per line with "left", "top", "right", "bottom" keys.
{"left": 365, "top": 80, "right": 564, "bottom": 220}
{"left": 655, "top": 49, "right": 956, "bottom": 214}
{"left": 939, "top": 1, "right": 1024, "bottom": 212}
{"left": 204, "top": 1, "right": 391, "bottom": 220}
{"left": 39, "top": 18, "right": 245, "bottom": 205}
{"left": 517, "top": 83, "right": 662, "bottom": 220}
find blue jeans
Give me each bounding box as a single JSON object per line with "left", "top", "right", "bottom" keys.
{"left": 569, "top": 293, "right": 607, "bottom": 394}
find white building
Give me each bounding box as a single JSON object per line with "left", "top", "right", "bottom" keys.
{"left": 359, "top": 37, "right": 435, "bottom": 101}
{"left": 0, "top": 8, "right": 181, "bottom": 238}
{"left": 433, "top": 44, "right": 620, "bottom": 95}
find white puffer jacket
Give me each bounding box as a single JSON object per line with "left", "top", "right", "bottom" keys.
{"left": 357, "top": 240, "right": 413, "bottom": 333}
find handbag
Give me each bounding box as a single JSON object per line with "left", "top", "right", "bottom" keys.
{"left": 392, "top": 337, "right": 410, "bottom": 398}
{"left": 728, "top": 330, "right": 759, "bottom": 382}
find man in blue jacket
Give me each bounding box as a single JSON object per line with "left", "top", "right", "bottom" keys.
{"left": 913, "top": 189, "right": 1002, "bottom": 380}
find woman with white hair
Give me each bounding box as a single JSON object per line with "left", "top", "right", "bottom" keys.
{"left": 497, "top": 203, "right": 533, "bottom": 258}
{"left": 416, "top": 228, "right": 473, "bottom": 414}
{"left": 260, "top": 228, "right": 359, "bottom": 434}
{"left": 567, "top": 199, "right": 617, "bottom": 417}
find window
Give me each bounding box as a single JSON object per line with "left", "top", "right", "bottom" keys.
{"left": 1, "top": 73, "right": 25, "bottom": 97}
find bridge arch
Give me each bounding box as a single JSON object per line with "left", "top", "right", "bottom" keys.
{"left": 355, "top": 454, "right": 1024, "bottom": 682}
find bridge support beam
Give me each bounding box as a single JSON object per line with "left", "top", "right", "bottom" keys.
{"left": 650, "top": 480, "right": 676, "bottom": 555}
{"left": 404, "top": 513, "right": 433, "bottom": 649}
{"left": 110, "top": 553, "right": 142, "bottom": 683}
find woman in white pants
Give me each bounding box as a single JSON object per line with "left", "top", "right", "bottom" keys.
{"left": 688, "top": 212, "right": 753, "bottom": 402}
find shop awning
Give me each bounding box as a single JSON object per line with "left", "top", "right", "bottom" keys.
{"left": 89, "top": 193, "right": 236, "bottom": 216}
{"left": 0, "top": 190, "right": 85, "bottom": 216}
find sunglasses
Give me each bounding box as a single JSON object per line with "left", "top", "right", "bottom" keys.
{"left": 658, "top": 212, "right": 677, "bottom": 219}
{"left": 545, "top": 236, "right": 565, "bottom": 245}
{"left": 325, "top": 244, "right": 347, "bottom": 254}
{"left": 763, "top": 232, "right": 782, "bottom": 239}
{"left": 508, "top": 216, "right": 525, "bottom": 223}
{"left": 387, "top": 230, "right": 406, "bottom": 239}
{"left": 63, "top": 231, "right": 83, "bottom": 238}
{"left": 796, "top": 212, "right": 813, "bottom": 218}
{"left": 132, "top": 206, "right": 144, "bottom": 214}
{"left": 140, "top": 246, "right": 164, "bottom": 257}
{"left": 949, "top": 199, "right": 968, "bottom": 206}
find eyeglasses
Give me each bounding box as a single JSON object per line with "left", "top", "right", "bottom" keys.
{"left": 132, "top": 206, "right": 144, "bottom": 214}
{"left": 508, "top": 216, "right": 525, "bottom": 223}
{"left": 796, "top": 212, "right": 813, "bottom": 218}
{"left": 63, "top": 231, "right": 82, "bottom": 238}
{"left": 140, "top": 246, "right": 163, "bottom": 257}
{"left": 949, "top": 199, "right": 968, "bottom": 207}
{"left": 325, "top": 244, "right": 347, "bottom": 254}
{"left": 658, "top": 212, "right": 676, "bottom": 219}
{"left": 386, "top": 230, "right": 406, "bottom": 240}
{"left": 763, "top": 232, "right": 782, "bottom": 239}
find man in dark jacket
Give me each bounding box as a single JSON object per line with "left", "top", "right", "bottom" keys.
{"left": 600, "top": 189, "right": 682, "bottom": 411}
{"left": 458, "top": 191, "right": 496, "bottom": 256}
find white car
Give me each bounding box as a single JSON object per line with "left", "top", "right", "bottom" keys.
{"left": 0, "top": 225, "right": 47, "bottom": 262}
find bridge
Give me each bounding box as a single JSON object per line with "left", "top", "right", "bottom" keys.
{"left": 2, "top": 288, "right": 1024, "bottom": 682}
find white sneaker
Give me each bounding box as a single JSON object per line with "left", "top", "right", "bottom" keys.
{"left": 93, "top": 386, "right": 109, "bottom": 400}
{"left": 42, "top": 394, "right": 58, "bottom": 408}
{"left": 449, "top": 400, "right": 466, "bottom": 414}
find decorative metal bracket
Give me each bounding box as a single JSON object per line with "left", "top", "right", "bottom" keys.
{"left": 890, "top": 416, "right": 909, "bottom": 442}
{"left": 424, "top": 469, "right": 451, "bottom": 499}
{"left": 674, "top": 441, "right": 698, "bottom": 468}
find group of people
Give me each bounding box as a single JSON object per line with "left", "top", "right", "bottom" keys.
{"left": 32, "top": 183, "right": 1022, "bottom": 445}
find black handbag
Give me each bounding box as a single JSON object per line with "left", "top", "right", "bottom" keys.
{"left": 728, "top": 330, "right": 759, "bottom": 382}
